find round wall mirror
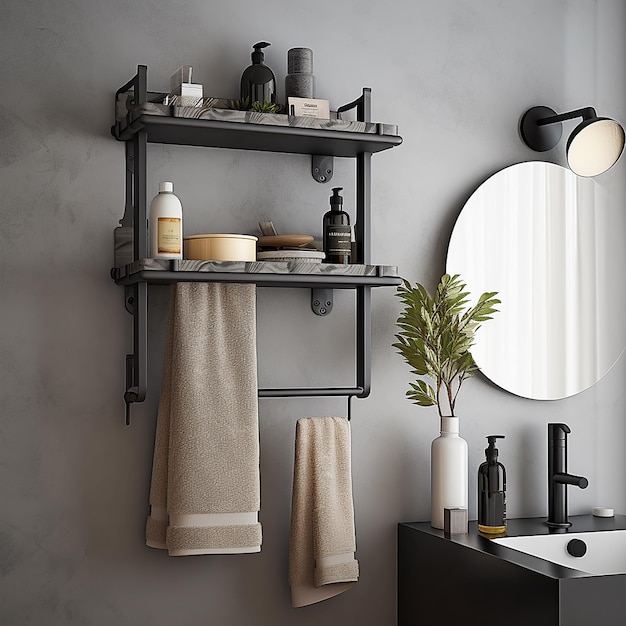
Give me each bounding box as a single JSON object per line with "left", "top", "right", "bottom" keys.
{"left": 446, "top": 161, "right": 626, "bottom": 400}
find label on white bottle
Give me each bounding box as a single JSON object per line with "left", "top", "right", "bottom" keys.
{"left": 157, "top": 217, "right": 182, "bottom": 254}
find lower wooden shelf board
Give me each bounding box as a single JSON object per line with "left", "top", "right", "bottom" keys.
{"left": 113, "top": 258, "right": 401, "bottom": 289}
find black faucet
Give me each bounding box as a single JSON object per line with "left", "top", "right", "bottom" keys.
{"left": 546, "top": 423, "right": 588, "bottom": 528}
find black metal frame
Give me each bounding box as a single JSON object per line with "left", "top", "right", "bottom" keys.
{"left": 111, "top": 65, "right": 402, "bottom": 424}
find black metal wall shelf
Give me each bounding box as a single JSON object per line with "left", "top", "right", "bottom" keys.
{"left": 112, "top": 258, "right": 400, "bottom": 289}
{"left": 118, "top": 270, "right": 401, "bottom": 289}
{"left": 114, "top": 114, "right": 402, "bottom": 157}
{"left": 110, "top": 65, "right": 403, "bottom": 423}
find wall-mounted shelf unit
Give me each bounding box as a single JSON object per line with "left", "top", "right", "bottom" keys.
{"left": 110, "top": 65, "right": 403, "bottom": 423}
{"left": 113, "top": 110, "right": 401, "bottom": 156}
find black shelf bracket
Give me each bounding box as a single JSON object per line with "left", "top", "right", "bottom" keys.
{"left": 311, "top": 155, "right": 333, "bottom": 183}
{"left": 311, "top": 288, "right": 333, "bottom": 316}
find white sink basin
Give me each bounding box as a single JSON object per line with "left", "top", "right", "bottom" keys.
{"left": 493, "top": 530, "right": 626, "bottom": 575}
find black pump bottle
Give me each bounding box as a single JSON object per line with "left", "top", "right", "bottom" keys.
{"left": 323, "top": 187, "right": 351, "bottom": 264}
{"left": 478, "top": 435, "right": 507, "bottom": 536}
{"left": 240, "top": 42, "right": 276, "bottom": 108}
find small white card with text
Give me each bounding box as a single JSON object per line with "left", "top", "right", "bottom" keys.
{"left": 288, "top": 97, "right": 331, "bottom": 119}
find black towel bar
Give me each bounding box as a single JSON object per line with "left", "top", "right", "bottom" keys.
{"left": 258, "top": 387, "right": 355, "bottom": 420}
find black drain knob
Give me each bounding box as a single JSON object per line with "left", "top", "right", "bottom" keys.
{"left": 567, "top": 538, "right": 587, "bottom": 558}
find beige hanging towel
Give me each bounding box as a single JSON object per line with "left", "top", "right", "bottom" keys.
{"left": 145, "top": 282, "right": 261, "bottom": 555}
{"left": 289, "top": 416, "right": 359, "bottom": 607}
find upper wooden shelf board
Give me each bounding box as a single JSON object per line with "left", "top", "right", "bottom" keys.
{"left": 112, "top": 95, "right": 403, "bottom": 157}
{"left": 113, "top": 258, "right": 401, "bottom": 289}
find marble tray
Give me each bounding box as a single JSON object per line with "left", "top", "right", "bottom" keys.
{"left": 119, "top": 257, "right": 398, "bottom": 279}
{"left": 116, "top": 92, "right": 399, "bottom": 136}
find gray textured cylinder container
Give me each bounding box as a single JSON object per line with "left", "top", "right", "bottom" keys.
{"left": 285, "top": 47, "right": 315, "bottom": 99}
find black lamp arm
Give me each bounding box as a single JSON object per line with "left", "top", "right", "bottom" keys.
{"left": 536, "top": 107, "right": 597, "bottom": 127}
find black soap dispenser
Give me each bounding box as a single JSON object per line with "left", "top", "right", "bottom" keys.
{"left": 240, "top": 42, "right": 276, "bottom": 108}
{"left": 478, "top": 435, "right": 507, "bottom": 536}
{"left": 323, "top": 187, "right": 351, "bottom": 264}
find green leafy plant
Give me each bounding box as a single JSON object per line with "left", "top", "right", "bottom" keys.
{"left": 229, "top": 96, "right": 250, "bottom": 111}
{"left": 228, "top": 98, "right": 282, "bottom": 113}
{"left": 393, "top": 274, "right": 499, "bottom": 417}
{"left": 250, "top": 100, "right": 280, "bottom": 113}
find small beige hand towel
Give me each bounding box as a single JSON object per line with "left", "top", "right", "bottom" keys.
{"left": 145, "top": 282, "right": 262, "bottom": 555}
{"left": 289, "top": 416, "right": 359, "bottom": 607}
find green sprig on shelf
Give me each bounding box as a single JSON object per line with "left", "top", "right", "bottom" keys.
{"left": 228, "top": 98, "right": 280, "bottom": 113}
{"left": 393, "top": 273, "right": 500, "bottom": 418}
{"left": 250, "top": 100, "right": 280, "bottom": 113}
{"left": 229, "top": 97, "right": 250, "bottom": 111}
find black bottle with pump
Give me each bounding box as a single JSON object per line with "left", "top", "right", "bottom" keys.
{"left": 323, "top": 187, "right": 351, "bottom": 264}
{"left": 478, "top": 435, "right": 507, "bottom": 536}
{"left": 240, "top": 42, "right": 276, "bottom": 108}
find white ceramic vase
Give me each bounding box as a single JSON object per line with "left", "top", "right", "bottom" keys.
{"left": 430, "top": 416, "right": 468, "bottom": 529}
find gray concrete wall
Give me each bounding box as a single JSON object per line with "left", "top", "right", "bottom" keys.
{"left": 1, "top": 1, "right": 625, "bottom": 624}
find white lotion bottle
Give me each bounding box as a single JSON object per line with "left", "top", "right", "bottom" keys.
{"left": 149, "top": 182, "right": 183, "bottom": 259}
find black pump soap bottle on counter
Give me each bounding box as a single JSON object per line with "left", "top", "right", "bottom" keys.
{"left": 323, "top": 187, "right": 351, "bottom": 264}
{"left": 478, "top": 435, "right": 507, "bottom": 536}
{"left": 240, "top": 42, "right": 276, "bottom": 108}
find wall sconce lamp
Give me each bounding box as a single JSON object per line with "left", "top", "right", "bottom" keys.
{"left": 519, "top": 105, "right": 625, "bottom": 177}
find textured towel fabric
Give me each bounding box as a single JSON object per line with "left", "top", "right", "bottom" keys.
{"left": 145, "top": 282, "right": 261, "bottom": 555}
{"left": 289, "top": 417, "right": 359, "bottom": 607}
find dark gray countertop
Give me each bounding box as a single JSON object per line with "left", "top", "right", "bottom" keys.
{"left": 399, "top": 515, "right": 626, "bottom": 579}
